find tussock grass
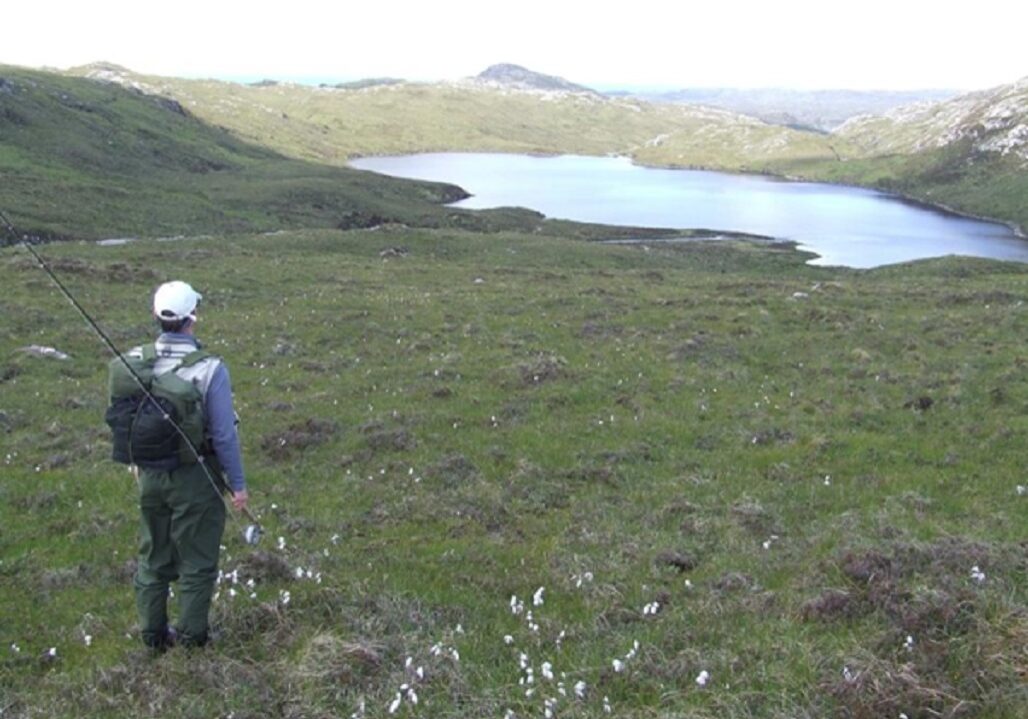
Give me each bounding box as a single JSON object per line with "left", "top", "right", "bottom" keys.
{"left": 1, "top": 229, "right": 1025, "bottom": 717}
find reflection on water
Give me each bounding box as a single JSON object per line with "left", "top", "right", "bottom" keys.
{"left": 351, "top": 153, "right": 1028, "bottom": 268}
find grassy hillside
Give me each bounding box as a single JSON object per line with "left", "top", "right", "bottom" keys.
{"left": 0, "top": 66, "right": 519, "bottom": 241}
{"left": 69, "top": 65, "right": 840, "bottom": 170}
{"left": 1, "top": 228, "right": 1026, "bottom": 718}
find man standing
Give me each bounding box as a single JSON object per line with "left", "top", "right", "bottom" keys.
{"left": 130, "top": 280, "right": 248, "bottom": 650}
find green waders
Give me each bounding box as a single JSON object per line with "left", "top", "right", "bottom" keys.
{"left": 134, "top": 461, "right": 226, "bottom": 648}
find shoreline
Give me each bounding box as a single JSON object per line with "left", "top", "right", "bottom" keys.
{"left": 625, "top": 157, "right": 1027, "bottom": 241}
{"left": 351, "top": 150, "right": 1027, "bottom": 244}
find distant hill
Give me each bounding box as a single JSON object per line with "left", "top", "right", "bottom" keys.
{"left": 0, "top": 65, "right": 471, "bottom": 240}
{"left": 65, "top": 63, "right": 838, "bottom": 171}
{"left": 834, "top": 77, "right": 1028, "bottom": 161}
{"left": 613, "top": 87, "right": 959, "bottom": 131}
{"left": 472, "top": 64, "right": 598, "bottom": 94}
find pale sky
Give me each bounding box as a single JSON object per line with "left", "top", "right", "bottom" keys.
{"left": 6, "top": 1, "right": 1026, "bottom": 91}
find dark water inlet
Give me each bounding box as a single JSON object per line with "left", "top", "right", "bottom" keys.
{"left": 350, "top": 153, "right": 1028, "bottom": 268}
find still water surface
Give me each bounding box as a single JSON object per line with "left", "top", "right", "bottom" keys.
{"left": 350, "top": 153, "right": 1028, "bottom": 268}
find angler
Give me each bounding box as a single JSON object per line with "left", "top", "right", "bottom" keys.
{"left": 3, "top": 210, "right": 261, "bottom": 650}
{"left": 107, "top": 280, "right": 249, "bottom": 651}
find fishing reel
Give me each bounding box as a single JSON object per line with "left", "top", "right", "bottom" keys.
{"left": 243, "top": 522, "right": 264, "bottom": 546}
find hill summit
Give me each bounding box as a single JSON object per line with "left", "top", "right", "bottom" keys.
{"left": 474, "top": 63, "right": 596, "bottom": 94}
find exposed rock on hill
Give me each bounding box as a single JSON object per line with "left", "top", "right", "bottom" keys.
{"left": 618, "top": 88, "right": 958, "bottom": 131}
{"left": 837, "top": 76, "right": 1028, "bottom": 162}
{"left": 473, "top": 64, "right": 597, "bottom": 95}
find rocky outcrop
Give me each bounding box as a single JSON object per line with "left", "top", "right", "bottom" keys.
{"left": 473, "top": 64, "right": 597, "bottom": 95}
{"left": 836, "top": 76, "right": 1028, "bottom": 162}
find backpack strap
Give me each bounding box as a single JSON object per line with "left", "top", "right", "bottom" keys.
{"left": 177, "top": 349, "right": 212, "bottom": 369}
{"left": 141, "top": 343, "right": 158, "bottom": 363}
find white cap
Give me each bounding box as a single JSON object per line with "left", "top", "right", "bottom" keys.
{"left": 153, "top": 281, "right": 202, "bottom": 322}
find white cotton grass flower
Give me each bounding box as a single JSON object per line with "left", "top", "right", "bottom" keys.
{"left": 525, "top": 610, "right": 539, "bottom": 632}
{"left": 603, "top": 696, "right": 612, "bottom": 713}
{"left": 574, "top": 571, "right": 594, "bottom": 588}
{"left": 388, "top": 692, "right": 402, "bottom": 714}
{"left": 541, "top": 661, "right": 554, "bottom": 680}
{"left": 533, "top": 586, "right": 545, "bottom": 606}
{"left": 970, "top": 565, "right": 986, "bottom": 584}
{"left": 1017, "top": 485, "right": 1026, "bottom": 496}
{"left": 904, "top": 635, "right": 915, "bottom": 652}
{"left": 642, "top": 601, "right": 660, "bottom": 616}
{"left": 277, "top": 536, "right": 286, "bottom": 550}
{"left": 10, "top": 644, "right": 20, "bottom": 653}
{"left": 612, "top": 659, "right": 625, "bottom": 673}
{"left": 574, "top": 680, "right": 587, "bottom": 699}
{"left": 47, "top": 647, "right": 57, "bottom": 658}
{"left": 504, "top": 634, "right": 514, "bottom": 645}
{"left": 695, "top": 670, "right": 710, "bottom": 687}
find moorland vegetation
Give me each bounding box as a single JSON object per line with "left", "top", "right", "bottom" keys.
{"left": 1, "top": 63, "right": 1026, "bottom": 718}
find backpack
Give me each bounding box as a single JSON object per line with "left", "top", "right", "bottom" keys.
{"left": 104, "top": 344, "right": 212, "bottom": 469}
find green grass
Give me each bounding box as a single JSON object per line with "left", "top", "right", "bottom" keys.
{"left": 0, "top": 66, "right": 500, "bottom": 241}
{"left": 1, "top": 229, "right": 1025, "bottom": 718}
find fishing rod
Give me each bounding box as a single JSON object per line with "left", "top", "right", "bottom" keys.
{"left": 1, "top": 209, "right": 262, "bottom": 545}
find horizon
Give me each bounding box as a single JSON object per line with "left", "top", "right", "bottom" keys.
{"left": 5, "top": 1, "right": 1027, "bottom": 93}
{"left": 8, "top": 61, "right": 985, "bottom": 95}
